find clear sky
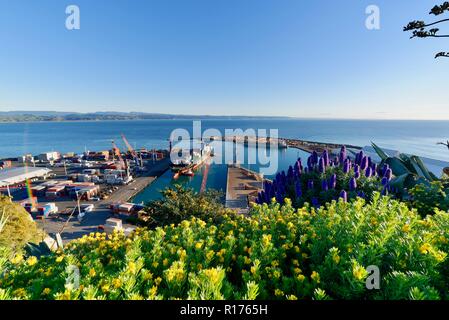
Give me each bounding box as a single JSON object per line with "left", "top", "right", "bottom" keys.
{"left": 0, "top": 0, "right": 448, "bottom": 119}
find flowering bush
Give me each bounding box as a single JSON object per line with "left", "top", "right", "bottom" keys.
{"left": 139, "top": 185, "right": 233, "bottom": 227}
{"left": 256, "top": 147, "right": 395, "bottom": 208}
{"left": 2, "top": 194, "right": 449, "bottom": 300}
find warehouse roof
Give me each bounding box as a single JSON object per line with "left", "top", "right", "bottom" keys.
{"left": 0, "top": 167, "right": 52, "bottom": 186}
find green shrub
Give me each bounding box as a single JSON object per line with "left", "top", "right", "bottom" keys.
{"left": 409, "top": 181, "right": 449, "bottom": 216}
{"left": 0, "top": 195, "right": 45, "bottom": 253}
{"left": 140, "top": 185, "right": 234, "bottom": 227}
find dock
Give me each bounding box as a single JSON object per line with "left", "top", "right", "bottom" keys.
{"left": 105, "top": 157, "right": 170, "bottom": 204}
{"left": 210, "top": 135, "right": 362, "bottom": 155}
{"left": 225, "top": 165, "right": 264, "bottom": 214}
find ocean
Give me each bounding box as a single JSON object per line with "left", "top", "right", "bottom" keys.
{"left": 1, "top": 119, "right": 449, "bottom": 161}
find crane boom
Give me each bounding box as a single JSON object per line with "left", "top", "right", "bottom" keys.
{"left": 121, "top": 133, "right": 143, "bottom": 167}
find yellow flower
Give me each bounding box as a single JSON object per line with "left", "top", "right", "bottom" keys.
{"left": 129, "top": 262, "right": 137, "bottom": 274}
{"left": 195, "top": 242, "right": 203, "bottom": 250}
{"left": 206, "top": 250, "right": 215, "bottom": 261}
{"left": 352, "top": 263, "right": 368, "bottom": 281}
{"left": 11, "top": 254, "right": 23, "bottom": 264}
{"left": 311, "top": 271, "right": 320, "bottom": 283}
{"left": 333, "top": 255, "right": 340, "bottom": 264}
{"left": 287, "top": 295, "right": 298, "bottom": 300}
{"left": 274, "top": 289, "right": 284, "bottom": 297}
{"left": 42, "top": 288, "right": 51, "bottom": 295}
{"left": 152, "top": 261, "right": 159, "bottom": 268}
{"left": 89, "top": 268, "right": 96, "bottom": 277}
{"left": 402, "top": 224, "right": 411, "bottom": 233}
{"left": 204, "top": 268, "right": 222, "bottom": 285}
{"left": 155, "top": 277, "right": 162, "bottom": 286}
{"left": 113, "top": 278, "right": 122, "bottom": 289}
{"left": 26, "top": 256, "right": 38, "bottom": 266}
{"left": 56, "top": 256, "right": 64, "bottom": 263}
{"left": 419, "top": 243, "right": 431, "bottom": 255}
{"left": 102, "top": 284, "right": 110, "bottom": 293}
{"left": 296, "top": 274, "right": 306, "bottom": 282}
{"left": 163, "top": 258, "right": 169, "bottom": 266}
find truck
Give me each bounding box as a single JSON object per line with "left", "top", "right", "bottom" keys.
{"left": 37, "top": 203, "right": 58, "bottom": 218}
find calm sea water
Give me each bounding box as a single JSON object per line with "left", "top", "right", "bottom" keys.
{"left": 1, "top": 119, "right": 449, "bottom": 161}
{"left": 2, "top": 119, "right": 449, "bottom": 202}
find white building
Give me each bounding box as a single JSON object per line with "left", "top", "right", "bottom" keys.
{"left": 37, "top": 152, "right": 61, "bottom": 162}
{"left": 0, "top": 167, "right": 52, "bottom": 187}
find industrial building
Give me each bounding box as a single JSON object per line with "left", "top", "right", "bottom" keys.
{"left": 0, "top": 167, "right": 52, "bottom": 187}
{"left": 37, "top": 151, "right": 61, "bottom": 162}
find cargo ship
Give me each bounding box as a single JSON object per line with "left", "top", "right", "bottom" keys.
{"left": 170, "top": 143, "right": 213, "bottom": 179}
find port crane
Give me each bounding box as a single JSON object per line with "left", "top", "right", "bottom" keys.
{"left": 121, "top": 133, "right": 144, "bottom": 168}
{"left": 111, "top": 140, "right": 126, "bottom": 171}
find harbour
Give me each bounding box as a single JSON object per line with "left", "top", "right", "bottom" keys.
{"left": 2, "top": 120, "right": 449, "bottom": 244}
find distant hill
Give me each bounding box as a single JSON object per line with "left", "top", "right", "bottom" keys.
{"left": 0, "top": 111, "right": 290, "bottom": 122}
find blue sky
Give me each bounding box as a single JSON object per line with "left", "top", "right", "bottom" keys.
{"left": 0, "top": 0, "right": 448, "bottom": 119}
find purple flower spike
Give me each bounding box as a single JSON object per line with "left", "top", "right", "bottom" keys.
{"left": 354, "top": 164, "right": 360, "bottom": 173}
{"left": 339, "top": 190, "right": 348, "bottom": 202}
{"left": 343, "top": 159, "right": 350, "bottom": 174}
{"left": 365, "top": 167, "right": 373, "bottom": 178}
{"left": 382, "top": 164, "right": 390, "bottom": 176}
{"left": 384, "top": 168, "right": 393, "bottom": 181}
{"left": 319, "top": 157, "right": 326, "bottom": 174}
{"left": 312, "top": 197, "right": 320, "bottom": 208}
{"left": 381, "top": 177, "right": 389, "bottom": 186}
{"left": 312, "top": 151, "right": 319, "bottom": 165}
{"left": 360, "top": 156, "right": 368, "bottom": 171}
{"left": 321, "top": 180, "right": 329, "bottom": 191}
{"left": 349, "top": 177, "right": 357, "bottom": 191}
{"left": 339, "top": 146, "right": 347, "bottom": 163}
{"left": 322, "top": 150, "right": 329, "bottom": 166}
{"left": 355, "top": 171, "right": 361, "bottom": 179}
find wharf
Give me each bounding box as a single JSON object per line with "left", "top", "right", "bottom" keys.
{"left": 210, "top": 135, "right": 362, "bottom": 154}
{"left": 105, "top": 157, "right": 170, "bottom": 204}
{"left": 284, "top": 139, "right": 361, "bottom": 154}
{"left": 225, "top": 165, "right": 264, "bottom": 214}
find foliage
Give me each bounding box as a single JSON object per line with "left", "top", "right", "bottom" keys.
{"left": 403, "top": 2, "right": 449, "bottom": 58}
{"left": 256, "top": 146, "right": 393, "bottom": 208}
{"left": 0, "top": 195, "right": 45, "bottom": 253}
{"left": 409, "top": 182, "right": 449, "bottom": 216}
{"left": 140, "top": 185, "right": 233, "bottom": 227}
{"left": 2, "top": 195, "right": 449, "bottom": 300}
{"left": 371, "top": 142, "right": 438, "bottom": 192}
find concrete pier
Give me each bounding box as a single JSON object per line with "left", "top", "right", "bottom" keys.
{"left": 225, "top": 165, "right": 264, "bottom": 214}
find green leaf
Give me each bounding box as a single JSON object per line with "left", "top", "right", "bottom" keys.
{"left": 371, "top": 142, "right": 389, "bottom": 161}
{"left": 385, "top": 157, "right": 411, "bottom": 176}
{"left": 410, "top": 156, "right": 434, "bottom": 181}
{"left": 389, "top": 174, "right": 416, "bottom": 192}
